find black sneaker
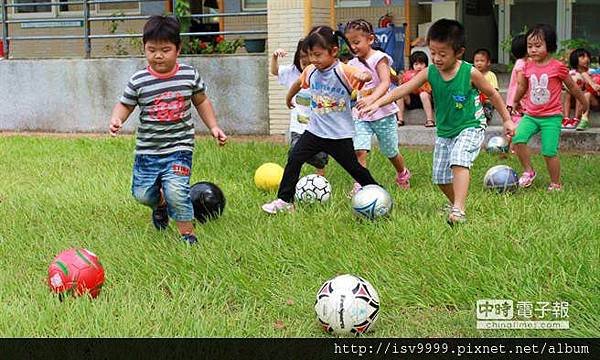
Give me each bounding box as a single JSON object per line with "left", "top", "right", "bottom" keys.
{"left": 152, "top": 204, "right": 169, "bottom": 230}
{"left": 181, "top": 234, "right": 198, "bottom": 245}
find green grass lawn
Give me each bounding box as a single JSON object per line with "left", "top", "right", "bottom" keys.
{"left": 0, "top": 135, "right": 598, "bottom": 337}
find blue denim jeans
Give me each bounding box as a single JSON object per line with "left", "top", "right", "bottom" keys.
{"left": 131, "top": 150, "right": 193, "bottom": 222}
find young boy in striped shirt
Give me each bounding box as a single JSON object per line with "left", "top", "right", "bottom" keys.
{"left": 109, "top": 15, "right": 227, "bottom": 244}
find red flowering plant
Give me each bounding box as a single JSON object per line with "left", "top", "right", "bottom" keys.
{"left": 183, "top": 36, "right": 243, "bottom": 55}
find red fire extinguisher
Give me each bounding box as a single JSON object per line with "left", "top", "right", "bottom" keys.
{"left": 0, "top": 40, "right": 4, "bottom": 58}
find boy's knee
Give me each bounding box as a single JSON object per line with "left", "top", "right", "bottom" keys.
{"left": 132, "top": 188, "right": 160, "bottom": 207}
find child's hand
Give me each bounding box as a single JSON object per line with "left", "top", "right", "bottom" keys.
{"left": 210, "top": 126, "right": 228, "bottom": 146}
{"left": 356, "top": 95, "right": 374, "bottom": 110}
{"left": 272, "top": 48, "right": 287, "bottom": 58}
{"left": 503, "top": 119, "right": 516, "bottom": 139}
{"left": 286, "top": 96, "right": 295, "bottom": 109}
{"left": 359, "top": 103, "right": 379, "bottom": 118}
{"left": 109, "top": 117, "right": 122, "bottom": 136}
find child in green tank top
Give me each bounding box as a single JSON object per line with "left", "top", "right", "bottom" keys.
{"left": 360, "top": 19, "right": 516, "bottom": 225}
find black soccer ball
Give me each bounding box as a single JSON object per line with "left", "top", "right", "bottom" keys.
{"left": 190, "top": 181, "right": 226, "bottom": 223}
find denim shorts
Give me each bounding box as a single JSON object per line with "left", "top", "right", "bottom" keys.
{"left": 131, "top": 150, "right": 193, "bottom": 222}
{"left": 432, "top": 127, "right": 484, "bottom": 184}
{"left": 353, "top": 114, "right": 399, "bottom": 158}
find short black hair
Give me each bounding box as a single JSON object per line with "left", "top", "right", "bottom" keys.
{"left": 143, "top": 15, "right": 181, "bottom": 49}
{"left": 410, "top": 51, "right": 429, "bottom": 68}
{"left": 569, "top": 48, "right": 592, "bottom": 69}
{"left": 526, "top": 24, "right": 557, "bottom": 53}
{"left": 292, "top": 39, "right": 308, "bottom": 72}
{"left": 473, "top": 48, "right": 491, "bottom": 61}
{"left": 427, "top": 19, "right": 465, "bottom": 53}
{"left": 510, "top": 34, "right": 527, "bottom": 60}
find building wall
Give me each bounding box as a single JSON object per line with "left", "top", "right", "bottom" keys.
{"left": 0, "top": 55, "right": 268, "bottom": 134}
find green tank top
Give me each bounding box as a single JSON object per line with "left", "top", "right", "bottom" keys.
{"left": 428, "top": 61, "right": 485, "bottom": 138}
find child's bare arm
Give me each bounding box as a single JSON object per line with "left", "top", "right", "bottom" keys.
{"left": 357, "top": 58, "right": 391, "bottom": 108}
{"left": 358, "top": 68, "right": 427, "bottom": 116}
{"left": 192, "top": 92, "right": 227, "bottom": 146}
{"left": 471, "top": 69, "right": 515, "bottom": 137}
{"left": 109, "top": 102, "right": 134, "bottom": 136}
{"left": 564, "top": 76, "right": 589, "bottom": 115}
{"left": 286, "top": 78, "right": 302, "bottom": 109}
{"left": 270, "top": 48, "right": 287, "bottom": 77}
{"left": 582, "top": 72, "right": 600, "bottom": 92}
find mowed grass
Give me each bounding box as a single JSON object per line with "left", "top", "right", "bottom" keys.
{"left": 0, "top": 135, "right": 598, "bottom": 337}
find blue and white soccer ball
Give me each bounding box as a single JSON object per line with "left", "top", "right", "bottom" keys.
{"left": 483, "top": 165, "right": 519, "bottom": 193}
{"left": 486, "top": 136, "right": 509, "bottom": 153}
{"left": 295, "top": 174, "right": 332, "bottom": 203}
{"left": 351, "top": 185, "right": 392, "bottom": 220}
{"left": 314, "top": 274, "right": 380, "bottom": 336}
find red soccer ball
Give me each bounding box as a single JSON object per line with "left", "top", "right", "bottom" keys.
{"left": 48, "top": 248, "right": 105, "bottom": 300}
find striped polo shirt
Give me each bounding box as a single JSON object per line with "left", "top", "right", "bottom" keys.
{"left": 120, "top": 63, "right": 205, "bottom": 155}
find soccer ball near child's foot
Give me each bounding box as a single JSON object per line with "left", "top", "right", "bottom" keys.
{"left": 483, "top": 165, "right": 519, "bottom": 193}
{"left": 48, "top": 248, "right": 105, "bottom": 300}
{"left": 190, "top": 181, "right": 226, "bottom": 223}
{"left": 351, "top": 185, "right": 393, "bottom": 220}
{"left": 486, "top": 136, "right": 509, "bottom": 153}
{"left": 315, "top": 274, "right": 380, "bottom": 336}
{"left": 295, "top": 174, "right": 332, "bottom": 203}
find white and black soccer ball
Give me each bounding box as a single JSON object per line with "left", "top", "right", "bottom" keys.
{"left": 351, "top": 184, "right": 392, "bottom": 220}
{"left": 486, "top": 136, "right": 509, "bottom": 153}
{"left": 295, "top": 174, "right": 332, "bottom": 203}
{"left": 315, "top": 274, "right": 380, "bottom": 336}
{"left": 484, "top": 165, "right": 519, "bottom": 193}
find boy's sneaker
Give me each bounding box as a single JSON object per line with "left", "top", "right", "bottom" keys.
{"left": 395, "top": 168, "right": 411, "bottom": 189}
{"left": 181, "top": 234, "right": 198, "bottom": 245}
{"left": 576, "top": 116, "right": 590, "bottom": 131}
{"left": 262, "top": 199, "right": 294, "bottom": 214}
{"left": 152, "top": 204, "right": 169, "bottom": 230}
{"left": 547, "top": 183, "right": 562, "bottom": 192}
{"left": 447, "top": 207, "right": 467, "bottom": 226}
{"left": 348, "top": 182, "right": 362, "bottom": 198}
{"left": 518, "top": 170, "right": 536, "bottom": 188}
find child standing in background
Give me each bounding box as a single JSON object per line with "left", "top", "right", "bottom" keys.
{"left": 512, "top": 24, "right": 588, "bottom": 191}
{"left": 473, "top": 48, "right": 498, "bottom": 125}
{"left": 262, "top": 26, "right": 379, "bottom": 214}
{"left": 344, "top": 19, "right": 411, "bottom": 195}
{"left": 360, "top": 19, "right": 515, "bottom": 225}
{"left": 270, "top": 40, "right": 328, "bottom": 175}
{"left": 396, "top": 51, "right": 435, "bottom": 127}
{"left": 506, "top": 34, "right": 528, "bottom": 126}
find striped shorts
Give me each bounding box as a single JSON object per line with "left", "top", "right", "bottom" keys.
{"left": 432, "top": 127, "right": 484, "bottom": 184}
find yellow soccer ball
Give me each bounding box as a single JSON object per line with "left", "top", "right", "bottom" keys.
{"left": 254, "top": 163, "right": 284, "bottom": 191}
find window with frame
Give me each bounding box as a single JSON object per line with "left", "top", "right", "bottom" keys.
{"left": 13, "top": 0, "right": 52, "bottom": 14}
{"left": 335, "top": 0, "right": 371, "bottom": 7}
{"left": 10, "top": 0, "right": 140, "bottom": 16}
{"left": 242, "top": 0, "right": 266, "bottom": 11}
